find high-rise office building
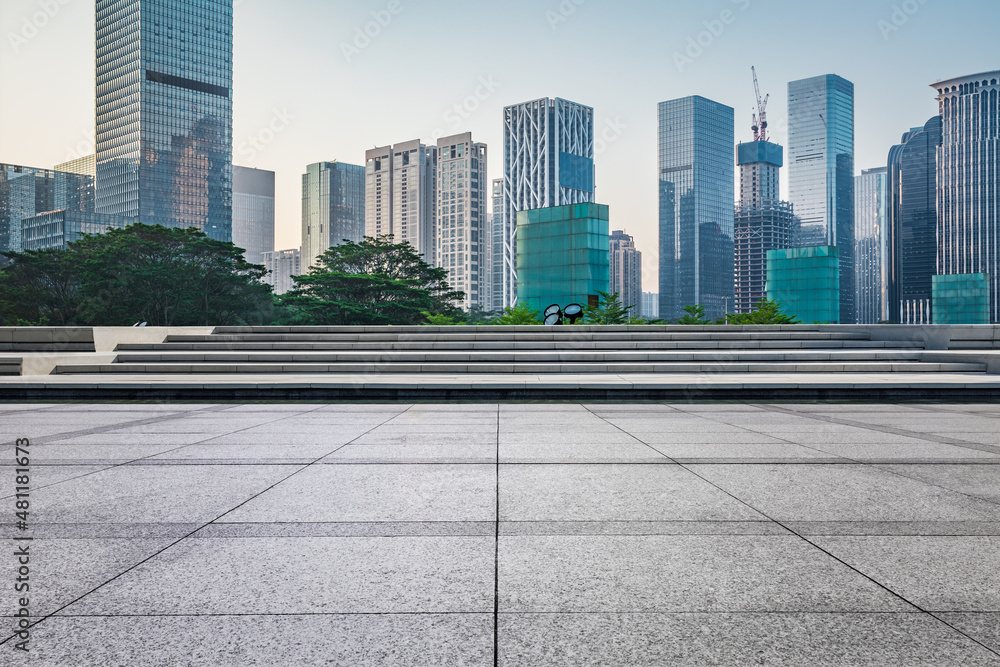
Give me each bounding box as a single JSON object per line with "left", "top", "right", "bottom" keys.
{"left": 658, "top": 96, "right": 735, "bottom": 321}
{"left": 933, "top": 71, "right": 1000, "bottom": 322}
{"left": 55, "top": 155, "right": 96, "bottom": 178}
{"left": 787, "top": 74, "right": 856, "bottom": 323}
{"left": 502, "top": 98, "right": 595, "bottom": 308}
{"left": 887, "top": 116, "right": 942, "bottom": 324}
{"left": 20, "top": 211, "right": 134, "bottom": 252}
{"left": 490, "top": 179, "right": 504, "bottom": 313}
{"left": 734, "top": 141, "right": 794, "bottom": 314}
{"left": 262, "top": 248, "right": 301, "bottom": 296}
{"left": 854, "top": 168, "right": 887, "bottom": 324}
{"left": 609, "top": 230, "right": 642, "bottom": 316}
{"left": 95, "top": 0, "right": 233, "bottom": 242}
{"left": 641, "top": 292, "right": 660, "bottom": 320}
{"left": 232, "top": 166, "right": 274, "bottom": 266}
{"left": 301, "top": 161, "right": 365, "bottom": 268}
{"left": 365, "top": 141, "right": 437, "bottom": 262}
{"left": 436, "top": 133, "right": 487, "bottom": 311}
{"left": 0, "top": 164, "right": 94, "bottom": 252}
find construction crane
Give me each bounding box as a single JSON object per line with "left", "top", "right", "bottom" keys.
{"left": 751, "top": 66, "right": 769, "bottom": 142}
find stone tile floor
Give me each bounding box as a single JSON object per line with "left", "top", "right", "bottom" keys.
{"left": 1, "top": 402, "right": 1000, "bottom": 665}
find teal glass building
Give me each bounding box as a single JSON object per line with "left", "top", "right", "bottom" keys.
{"left": 95, "top": 0, "right": 233, "bottom": 242}
{"left": 658, "top": 96, "right": 735, "bottom": 321}
{"left": 516, "top": 203, "right": 609, "bottom": 313}
{"left": 932, "top": 274, "right": 991, "bottom": 325}
{"left": 766, "top": 246, "right": 840, "bottom": 324}
{"left": 787, "top": 75, "right": 855, "bottom": 323}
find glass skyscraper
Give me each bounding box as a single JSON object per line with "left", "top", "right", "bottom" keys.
{"left": 658, "top": 96, "right": 735, "bottom": 321}
{"left": 232, "top": 166, "right": 274, "bottom": 266}
{"left": 933, "top": 71, "right": 1000, "bottom": 322}
{"left": 95, "top": 0, "right": 233, "bottom": 242}
{"left": 887, "top": 116, "right": 941, "bottom": 324}
{"left": 502, "top": 98, "right": 595, "bottom": 308}
{"left": 854, "top": 168, "right": 887, "bottom": 324}
{"left": 0, "top": 164, "right": 94, "bottom": 253}
{"left": 787, "top": 74, "right": 855, "bottom": 323}
{"left": 490, "top": 178, "right": 504, "bottom": 313}
{"left": 301, "top": 161, "right": 365, "bottom": 269}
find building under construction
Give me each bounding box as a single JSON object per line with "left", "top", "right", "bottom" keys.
{"left": 733, "top": 69, "right": 797, "bottom": 314}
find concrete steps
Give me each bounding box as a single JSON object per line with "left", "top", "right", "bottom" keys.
{"left": 0, "top": 357, "right": 21, "bottom": 376}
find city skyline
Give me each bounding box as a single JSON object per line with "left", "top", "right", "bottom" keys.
{"left": 1, "top": 0, "right": 997, "bottom": 292}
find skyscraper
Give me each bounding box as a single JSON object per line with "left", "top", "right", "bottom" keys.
{"left": 933, "top": 71, "right": 1000, "bottom": 322}
{"left": 854, "top": 168, "right": 887, "bottom": 324}
{"left": 609, "top": 230, "right": 642, "bottom": 316}
{"left": 787, "top": 74, "right": 856, "bottom": 323}
{"left": 658, "top": 96, "right": 735, "bottom": 321}
{"left": 301, "top": 161, "right": 365, "bottom": 268}
{"left": 262, "top": 248, "right": 301, "bottom": 296}
{"left": 490, "top": 179, "right": 504, "bottom": 313}
{"left": 232, "top": 166, "right": 274, "bottom": 266}
{"left": 95, "top": 0, "right": 233, "bottom": 242}
{"left": 55, "top": 155, "right": 97, "bottom": 178}
{"left": 502, "top": 98, "right": 595, "bottom": 308}
{"left": 365, "top": 141, "right": 437, "bottom": 262}
{"left": 887, "top": 116, "right": 942, "bottom": 324}
{"left": 436, "top": 133, "right": 488, "bottom": 311}
{"left": 0, "top": 164, "right": 94, "bottom": 253}
{"left": 734, "top": 141, "right": 794, "bottom": 314}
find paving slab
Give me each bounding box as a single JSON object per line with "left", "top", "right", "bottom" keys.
{"left": 497, "top": 613, "right": 1000, "bottom": 666}
{"left": 7, "top": 614, "right": 495, "bottom": 667}
{"left": 936, "top": 613, "right": 1000, "bottom": 654}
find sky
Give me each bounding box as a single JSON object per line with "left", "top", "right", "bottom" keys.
{"left": 1, "top": 0, "right": 998, "bottom": 292}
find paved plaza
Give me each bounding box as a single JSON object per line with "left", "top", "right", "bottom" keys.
{"left": 2, "top": 401, "right": 1000, "bottom": 665}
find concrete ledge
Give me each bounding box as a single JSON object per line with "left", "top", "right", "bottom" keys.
{"left": 0, "top": 357, "right": 21, "bottom": 376}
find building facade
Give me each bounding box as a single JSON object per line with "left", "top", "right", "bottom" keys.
{"left": 55, "top": 155, "right": 97, "bottom": 178}
{"left": 932, "top": 274, "right": 991, "bottom": 324}
{"left": 233, "top": 166, "right": 274, "bottom": 266}
{"left": 766, "top": 245, "right": 840, "bottom": 324}
{"left": 658, "top": 96, "right": 735, "bottom": 321}
{"left": 934, "top": 71, "right": 1000, "bottom": 322}
{"left": 20, "top": 210, "right": 134, "bottom": 252}
{"left": 787, "top": 74, "right": 856, "bottom": 323}
{"left": 734, "top": 141, "right": 794, "bottom": 315}
{"left": 95, "top": 0, "right": 233, "bottom": 242}
{"left": 262, "top": 248, "right": 301, "bottom": 296}
{"left": 516, "top": 203, "right": 609, "bottom": 314}
{"left": 609, "top": 230, "right": 642, "bottom": 315}
{"left": 490, "top": 179, "right": 504, "bottom": 312}
{"left": 365, "top": 141, "right": 437, "bottom": 262}
{"left": 502, "top": 98, "right": 595, "bottom": 308}
{"left": 854, "top": 168, "right": 887, "bottom": 324}
{"left": 301, "top": 161, "right": 365, "bottom": 268}
{"left": 0, "top": 164, "right": 94, "bottom": 252}
{"left": 436, "top": 133, "right": 487, "bottom": 311}
{"left": 641, "top": 292, "right": 660, "bottom": 320}
{"left": 887, "top": 116, "right": 942, "bottom": 324}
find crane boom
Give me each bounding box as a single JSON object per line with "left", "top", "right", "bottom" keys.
{"left": 751, "top": 66, "right": 769, "bottom": 142}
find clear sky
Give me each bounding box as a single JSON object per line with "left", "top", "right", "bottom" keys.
{"left": 1, "top": 0, "right": 997, "bottom": 292}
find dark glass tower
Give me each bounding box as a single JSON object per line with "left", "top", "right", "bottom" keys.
{"left": 95, "top": 0, "right": 233, "bottom": 242}
{"left": 886, "top": 116, "right": 941, "bottom": 324}
{"left": 301, "top": 162, "right": 366, "bottom": 269}
{"left": 658, "top": 96, "right": 735, "bottom": 321}
{"left": 788, "top": 74, "right": 855, "bottom": 323}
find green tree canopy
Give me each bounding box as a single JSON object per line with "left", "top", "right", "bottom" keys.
{"left": 724, "top": 299, "right": 800, "bottom": 325}
{"left": 678, "top": 304, "right": 712, "bottom": 325}
{"left": 281, "top": 236, "right": 464, "bottom": 326}
{"left": 0, "top": 224, "right": 272, "bottom": 326}
{"left": 583, "top": 291, "right": 634, "bottom": 325}
{"left": 492, "top": 302, "right": 541, "bottom": 325}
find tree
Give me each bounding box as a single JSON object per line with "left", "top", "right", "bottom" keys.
{"left": 678, "top": 304, "right": 712, "bottom": 325}
{"left": 724, "top": 299, "right": 799, "bottom": 325}
{"left": 492, "top": 302, "right": 541, "bottom": 325}
{"left": 583, "top": 291, "right": 634, "bottom": 325}
{"left": 0, "top": 224, "right": 272, "bottom": 326}
{"left": 282, "top": 236, "right": 464, "bottom": 326}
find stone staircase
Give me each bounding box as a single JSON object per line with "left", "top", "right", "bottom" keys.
{"left": 51, "top": 326, "right": 988, "bottom": 376}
